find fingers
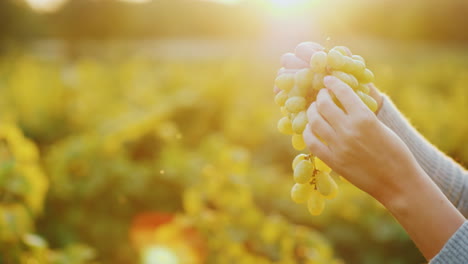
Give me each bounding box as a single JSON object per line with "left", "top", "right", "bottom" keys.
{"left": 294, "top": 42, "right": 325, "bottom": 62}
{"left": 281, "top": 53, "right": 308, "bottom": 69}
{"left": 303, "top": 124, "right": 333, "bottom": 164}
{"left": 306, "top": 103, "right": 336, "bottom": 143}
{"left": 314, "top": 89, "right": 346, "bottom": 127}
{"left": 324, "top": 76, "right": 366, "bottom": 115}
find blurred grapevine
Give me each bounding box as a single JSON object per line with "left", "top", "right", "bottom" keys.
{"left": 0, "top": 42, "right": 467, "bottom": 263}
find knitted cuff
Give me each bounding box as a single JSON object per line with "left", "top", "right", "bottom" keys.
{"left": 430, "top": 221, "right": 468, "bottom": 264}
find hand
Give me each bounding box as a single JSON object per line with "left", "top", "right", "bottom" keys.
{"left": 303, "top": 76, "right": 466, "bottom": 260}
{"left": 303, "top": 76, "right": 421, "bottom": 203}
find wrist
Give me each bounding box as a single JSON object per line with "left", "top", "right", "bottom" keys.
{"left": 377, "top": 162, "right": 465, "bottom": 260}
{"left": 377, "top": 161, "right": 427, "bottom": 212}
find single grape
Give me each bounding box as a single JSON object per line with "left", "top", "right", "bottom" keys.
{"left": 275, "top": 90, "right": 288, "bottom": 106}
{"left": 310, "top": 51, "right": 327, "bottom": 73}
{"left": 292, "top": 153, "right": 309, "bottom": 170}
{"left": 316, "top": 171, "right": 338, "bottom": 199}
{"left": 291, "top": 183, "right": 314, "bottom": 204}
{"left": 341, "top": 56, "right": 356, "bottom": 73}
{"left": 275, "top": 73, "right": 295, "bottom": 92}
{"left": 289, "top": 85, "right": 306, "bottom": 97}
{"left": 357, "top": 91, "right": 378, "bottom": 112}
{"left": 277, "top": 116, "right": 294, "bottom": 135}
{"left": 285, "top": 96, "right": 307, "bottom": 113}
{"left": 357, "top": 68, "right": 375, "bottom": 83}
{"left": 314, "top": 157, "right": 331, "bottom": 173}
{"left": 356, "top": 83, "right": 370, "bottom": 94}
{"left": 293, "top": 160, "right": 315, "bottom": 184}
{"left": 292, "top": 134, "right": 306, "bottom": 150}
{"left": 352, "top": 54, "right": 365, "bottom": 64}
{"left": 331, "top": 71, "right": 358, "bottom": 88}
{"left": 295, "top": 68, "right": 314, "bottom": 92}
{"left": 330, "top": 46, "right": 350, "bottom": 56}
{"left": 327, "top": 50, "right": 345, "bottom": 69}
{"left": 307, "top": 190, "right": 325, "bottom": 216}
{"left": 351, "top": 59, "right": 366, "bottom": 73}
{"left": 292, "top": 111, "right": 308, "bottom": 134}
{"left": 312, "top": 72, "right": 325, "bottom": 91}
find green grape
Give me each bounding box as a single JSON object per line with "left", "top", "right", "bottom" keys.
{"left": 291, "top": 183, "right": 314, "bottom": 204}
{"left": 292, "top": 153, "right": 309, "bottom": 170}
{"left": 312, "top": 72, "right": 325, "bottom": 91}
{"left": 352, "top": 54, "right": 365, "bottom": 64}
{"left": 316, "top": 171, "right": 338, "bottom": 199}
{"left": 357, "top": 68, "right": 375, "bottom": 83}
{"left": 292, "top": 134, "right": 306, "bottom": 150}
{"left": 327, "top": 50, "right": 345, "bottom": 69}
{"left": 285, "top": 96, "right": 306, "bottom": 113}
{"left": 352, "top": 59, "right": 366, "bottom": 73}
{"left": 330, "top": 46, "right": 349, "bottom": 56}
{"left": 310, "top": 51, "right": 327, "bottom": 73}
{"left": 278, "top": 116, "right": 294, "bottom": 135}
{"left": 307, "top": 190, "right": 325, "bottom": 216}
{"left": 341, "top": 56, "right": 356, "bottom": 73}
{"left": 293, "top": 160, "right": 314, "bottom": 184}
{"left": 275, "top": 73, "right": 295, "bottom": 92}
{"left": 288, "top": 85, "right": 306, "bottom": 97}
{"left": 315, "top": 157, "right": 331, "bottom": 173}
{"left": 356, "top": 83, "right": 370, "bottom": 94}
{"left": 275, "top": 90, "right": 288, "bottom": 106}
{"left": 292, "top": 111, "right": 308, "bottom": 134}
{"left": 357, "top": 91, "right": 378, "bottom": 112}
{"left": 295, "top": 69, "right": 314, "bottom": 92}
{"left": 331, "top": 71, "right": 358, "bottom": 88}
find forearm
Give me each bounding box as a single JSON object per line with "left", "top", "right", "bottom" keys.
{"left": 376, "top": 94, "right": 468, "bottom": 216}
{"left": 380, "top": 160, "right": 465, "bottom": 260}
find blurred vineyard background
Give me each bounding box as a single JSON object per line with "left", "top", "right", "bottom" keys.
{"left": 1, "top": 0, "right": 467, "bottom": 263}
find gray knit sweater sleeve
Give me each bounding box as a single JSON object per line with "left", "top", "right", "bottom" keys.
{"left": 376, "top": 95, "right": 468, "bottom": 263}
{"left": 377, "top": 95, "right": 468, "bottom": 216}
{"left": 430, "top": 221, "right": 468, "bottom": 264}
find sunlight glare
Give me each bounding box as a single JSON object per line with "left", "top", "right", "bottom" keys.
{"left": 118, "top": 0, "right": 152, "bottom": 3}
{"left": 25, "top": 0, "right": 67, "bottom": 13}
{"left": 265, "top": 0, "right": 309, "bottom": 16}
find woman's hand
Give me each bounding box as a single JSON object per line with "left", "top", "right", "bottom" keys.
{"left": 273, "top": 41, "right": 465, "bottom": 260}
{"left": 303, "top": 76, "right": 418, "bottom": 202}
{"left": 303, "top": 76, "right": 465, "bottom": 260}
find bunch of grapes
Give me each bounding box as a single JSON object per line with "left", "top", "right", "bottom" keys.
{"left": 274, "top": 44, "right": 378, "bottom": 215}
